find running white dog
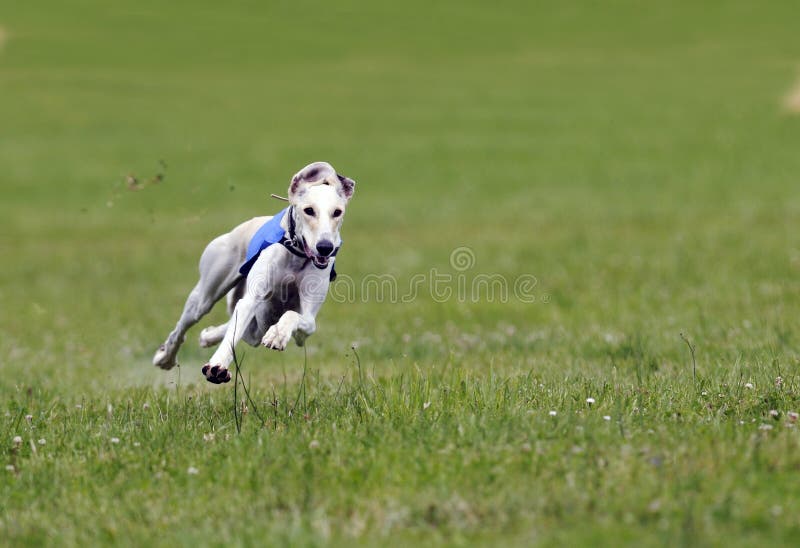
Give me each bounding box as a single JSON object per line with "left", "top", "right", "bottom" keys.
{"left": 153, "top": 162, "right": 355, "bottom": 384}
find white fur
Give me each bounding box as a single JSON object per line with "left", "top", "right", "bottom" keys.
{"left": 153, "top": 162, "right": 354, "bottom": 384}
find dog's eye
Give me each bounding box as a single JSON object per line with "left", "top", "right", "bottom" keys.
{"left": 303, "top": 207, "right": 315, "bottom": 217}
{"left": 332, "top": 209, "right": 342, "bottom": 218}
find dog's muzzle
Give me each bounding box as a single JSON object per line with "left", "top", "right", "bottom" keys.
{"left": 303, "top": 238, "right": 338, "bottom": 269}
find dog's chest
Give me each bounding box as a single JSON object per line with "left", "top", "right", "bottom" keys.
{"left": 264, "top": 277, "right": 301, "bottom": 313}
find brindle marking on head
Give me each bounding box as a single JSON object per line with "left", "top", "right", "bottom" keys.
{"left": 336, "top": 174, "right": 356, "bottom": 199}
{"left": 289, "top": 162, "right": 355, "bottom": 203}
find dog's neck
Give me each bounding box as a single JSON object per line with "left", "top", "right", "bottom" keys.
{"left": 278, "top": 206, "right": 317, "bottom": 271}
{"left": 282, "top": 246, "right": 315, "bottom": 272}
{"left": 280, "top": 205, "right": 299, "bottom": 242}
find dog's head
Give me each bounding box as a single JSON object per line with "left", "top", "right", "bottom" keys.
{"left": 286, "top": 161, "right": 355, "bottom": 268}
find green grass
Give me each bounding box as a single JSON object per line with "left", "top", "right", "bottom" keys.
{"left": 3, "top": 0, "right": 800, "bottom": 545}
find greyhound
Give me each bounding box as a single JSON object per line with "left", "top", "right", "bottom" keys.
{"left": 152, "top": 161, "right": 355, "bottom": 384}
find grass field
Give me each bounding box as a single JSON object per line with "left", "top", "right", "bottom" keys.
{"left": 3, "top": 1, "right": 800, "bottom": 545}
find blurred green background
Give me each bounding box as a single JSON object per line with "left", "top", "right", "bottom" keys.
{"left": 3, "top": 1, "right": 800, "bottom": 386}
{"left": 3, "top": 1, "right": 799, "bottom": 391}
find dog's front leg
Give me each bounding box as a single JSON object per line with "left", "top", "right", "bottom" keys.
{"left": 262, "top": 270, "right": 329, "bottom": 351}
{"left": 261, "top": 310, "right": 316, "bottom": 350}
{"left": 201, "top": 294, "right": 257, "bottom": 383}
{"left": 202, "top": 248, "right": 280, "bottom": 384}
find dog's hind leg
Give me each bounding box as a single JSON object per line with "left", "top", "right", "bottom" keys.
{"left": 198, "top": 322, "right": 228, "bottom": 348}
{"left": 226, "top": 277, "right": 247, "bottom": 316}
{"left": 153, "top": 234, "right": 242, "bottom": 370}
{"left": 197, "top": 276, "right": 245, "bottom": 348}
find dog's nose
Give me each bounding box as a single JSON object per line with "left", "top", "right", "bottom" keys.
{"left": 316, "top": 240, "right": 335, "bottom": 257}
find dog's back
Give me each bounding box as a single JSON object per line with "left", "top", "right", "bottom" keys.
{"left": 227, "top": 216, "right": 272, "bottom": 265}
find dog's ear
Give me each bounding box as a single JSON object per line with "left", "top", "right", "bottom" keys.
{"left": 289, "top": 162, "right": 336, "bottom": 200}
{"left": 336, "top": 174, "right": 356, "bottom": 201}
{"left": 288, "top": 162, "right": 355, "bottom": 201}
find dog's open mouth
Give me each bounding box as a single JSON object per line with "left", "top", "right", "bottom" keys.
{"left": 302, "top": 239, "right": 331, "bottom": 269}
{"left": 311, "top": 255, "right": 330, "bottom": 268}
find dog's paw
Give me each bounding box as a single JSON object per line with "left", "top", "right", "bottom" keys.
{"left": 261, "top": 324, "right": 291, "bottom": 351}
{"left": 202, "top": 364, "right": 231, "bottom": 384}
{"left": 153, "top": 344, "right": 177, "bottom": 370}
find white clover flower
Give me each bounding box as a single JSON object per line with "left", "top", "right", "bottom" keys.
{"left": 549, "top": 410, "right": 557, "bottom": 417}
{"left": 309, "top": 439, "right": 320, "bottom": 450}
{"left": 586, "top": 398, "right": 596, "bottom": 405}
{"left": 775, "top": 376, "right": 784, "bottom": 388}
{"left": 142, "top": 402, "right": 150, "bottom": 410}
{"left": 5, "top": 465, "right": 14, "bottom": 472}
{"left": 788, "top": 411, "right": 799, "bottom": 421}
{"left": 25, "top": 415, "right": 33, "bottom": 423}
{"left": 12, "top": 436, "right": 22, "bottom": 446}
{"left": 744, "top": 383, "right": 754, "bottom": 390}
{"left": 770, "top": 410, "right": 779, "bottom": 419}
{"left": 187, "top": 466, "right": 199, "bottom": 475}
{"left": 203, "top": 433, "right": 215, "bottom": 442}
{"left": 37, "top": 438, "right": 46, "bottom": 445}
{"left": 110, "top": 437, "right": 120, "bottom": 444}
{"left": 759, "top": 424, "right": 774, "bottom": 431}
{"left": 603, "top": 416, "right": 611, "bottom": 421}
